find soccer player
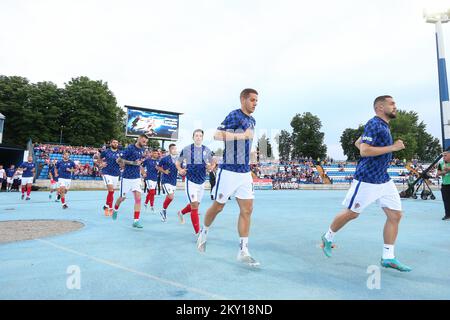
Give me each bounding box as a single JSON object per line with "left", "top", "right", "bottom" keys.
{"left": 55, "top": 151, "right": 76, "bottom": 209}
{"left": 157, "top": 144, "right": 179, "bottom": 222}
{"left": 6, "top": 165, "right": 15, "bottom": 192}
{"left": 321, "top": 95, "right": 412, "bottom": 272}
{"left": 98, "top": 139, "right": 121, "bottom": 216}
{"left": 112, "top": 134, "right": 148, "bottom": 229}
{"left": 176, "top": 129, "right": 216, "bottom": 235}
{"left": 48, "top": 160, "right": 59, "bottom": 200}
{"left": 142, "top": 149, "right": 160, "bottom": 212}
{"left": 18, "top": 156, "right": 36, "bottom": 200}
{"left": 196, "top": 88, "right": 259, "bottom": 267}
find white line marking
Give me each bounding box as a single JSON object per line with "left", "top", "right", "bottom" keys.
{"left": 36, "top": 238, "right": 227, "bottom": 300}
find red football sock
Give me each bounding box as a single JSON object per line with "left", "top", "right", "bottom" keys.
{"left": 181, "top": 204, "right": 192, "bottom": 215}
{"left": 134, "top": 211, "right": 140, "bottom": 220}
{"left": 145, "top": 190, "right": 152, "bottom": 205}
{"left": 61, "top": 197, "right": 65, "bottom": 205}
{"left": 163, "top": 196, "right": 173, "bottom": 210}
{"left": 21, "top": 186, "right": 26, "bottom": 194}
{"left": 106, "top": 191, "right": 114, "bottom": 208}
{"left": 27, "top": 185, "right": 31, "bottom": 196}
{"left": 149, "top": 189, "right": 156, "bottom": 206}
{"left": 190, "top": 208, "right": 200, "bottom": 234}
{"left": 114, "top": 203, "right": 120, "bottom": 210}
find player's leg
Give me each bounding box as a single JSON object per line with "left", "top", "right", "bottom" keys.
{"left": 379, "top": 181, "right": 411, "bottom": 272}
{"left": 20, "top": 180, "right": 26, "bottom": 200}
{"left": 160, "top": 184, "right": 175, "bottom": 222}
{"left": 132, "top": 190, "right": 143, "bottom": 228}
{"left": 198, "top": 200, "right": 225, "bottom": 250}
{"left": 26, "top": 182, "right": 32, "bottom": 200}
{"left": 322, "top": 180, "right": 376, "bottom": 257}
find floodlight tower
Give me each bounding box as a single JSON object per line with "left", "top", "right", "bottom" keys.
{"left": 425, "top": 8, "right": 450, "bottom": 150}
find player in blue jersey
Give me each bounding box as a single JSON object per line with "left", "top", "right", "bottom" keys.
{"left": 18, "top": 156, "right": 36, "bottom": 200}
{"left": 48, "top": 160, "right": 60, "bottom": 201}
{"left": 321, "top": 95, "right": 411, "bottom": 272}
{"left": 176, "top": 129, "right": 216, "bottom": 235}
{"left": 112, "top": 134, "right": 148, "bottom": 229}
{"left": 196, "top": 88, "right": 260, "bottom": 267}
{"left": 157, "top": 144, "right": 179, "bottom": 222}
{"left": 6, "top": 165, "right": 16, "bottom": 192}
{"left": 142, "top": 149, "right": 160, "bottom": 212}
{"left": 55, "top": 152, "right": 76, "bottom": 209}
{"left": 97, "top": 139, "right": 121, "bottom": 216}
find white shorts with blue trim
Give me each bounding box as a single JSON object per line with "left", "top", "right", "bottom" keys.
{"left": 102, "top": 175, "right": 120, "bottom": 188}
{"left": 120, "top": 178, "right": 142, "bottom": 197}
{"left": 162, "top": 183, "right": 176, "bottom": 195}
{"left": 343, "top": 179, "right": 402, "bottom": 214}
{"left": 7, "top": 177, "right": 14, "bottom": 184}
{"left": 145, "top": 179, "right": 158, "bottom": 190}
{"left": 212, "top": 169, "right": 254, "bottom": 204}
{"left": 185, "top": 179, "right": 205, "bottom": 203}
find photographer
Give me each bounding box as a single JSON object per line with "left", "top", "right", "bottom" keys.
{"left": 437, "top": 151, "right": 450, "bottom": 221}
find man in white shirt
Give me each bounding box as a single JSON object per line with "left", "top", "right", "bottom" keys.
{"left": 0, "top": 165, "right": 5, "bottom": 191}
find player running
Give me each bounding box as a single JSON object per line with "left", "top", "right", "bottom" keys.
{"left": 142, "top": 149, "right": 160, "bottom": 212}
{"left": 48, "top": 160, "right": 60, "bottom": 201}
{"left": 55, "top": 151, "right": 76, "bottom": 209}
{"left": 112, "top": 134, "right": 148, "bottom": 229}
{"left": 18, "top": 156, "right": 36, "bottom": 200}
{"left": 98, "top": 139, "right": 121, "bottom": 216}
{"left": 321, "top": 95, "right": 412, "bottom": 272}
{"left": 176, "top": 129, "right": 216, "bottom": 235}
{"left": 196, "top": 88, "right": 259, "bottom": 267}
{"left": 157, "top": 144, "right": 179, "bottom": 222}
{"left": 6, "top": 165, "right": 16, "bottom": 192}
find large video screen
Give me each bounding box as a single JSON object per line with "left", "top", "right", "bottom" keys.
{"left": 125, "top": 106, "right": 180, "bottom": 141}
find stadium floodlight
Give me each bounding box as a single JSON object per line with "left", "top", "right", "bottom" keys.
{"left": 424, "top": 8, "right": 450, "bottom": 150}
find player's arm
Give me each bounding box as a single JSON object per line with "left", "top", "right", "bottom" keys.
{"left": 360, "top": 140, "right": 405, "bottom": 157}
{"left": 175, "top": 160, "right": 187, "bottom": 176}
{"left": 117, "top": 157, "right": 142, "bottom": 166}
{"left": 354, "top": 137, "right": 362, "bottom": 150}
{"left": 156, "top": 160, "right": 170, "bottom": 175}
{"left": 214, "top": 128, "right": 253, "bottom": 141}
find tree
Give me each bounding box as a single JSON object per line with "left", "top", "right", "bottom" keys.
{"left": 276, "top": 130, "right": 291, "bottom": 161}
{"left": 340, "top": 125, "right": 364, "bottom": 161}
{"left": 290, "top": 112, "right": 327, "bottom": 160}
{"left": 0, "top": 76, "right": 32, "bottom": 146}
{"left": 256, "top": 133, "right": 273, "bottom": 160}
{"left": 61, "top": 76, "right": 126, "bottom": 146}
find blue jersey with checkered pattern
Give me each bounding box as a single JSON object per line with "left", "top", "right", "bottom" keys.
{"left": 120, "top": 144, "right": 145, "bottom": 179}
{"left": 178, "top": 144, "right": 213, "bottom": 185}
{"left": 218, "top": 109, "right": 255, "bottom": 173}
{"left": 100, "top": 149, "right": 121, "bottom": 177}
{"left": 354, "top": 116, "right": 393, "bottom": 184}
{"left": 143, "top": 158, "right": 159, "bottom": 181}
{"left": 159, "top": 155, "right": 178, "bottom": 186}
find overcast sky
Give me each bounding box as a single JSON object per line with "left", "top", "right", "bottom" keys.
{"left": 1, "top": 0, "right": 449, "bottom": 159}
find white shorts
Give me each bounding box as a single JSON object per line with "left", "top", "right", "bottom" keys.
{"left": 102, "top": 175, "right": 120, "bottom": 187}
{"left": 58, "top": 178, "right": 72, "bottom": 189}
{"left": 343, "top": 179, "right": 402, "bottom": 214}
{"left": 120, "top": 178, "right": 142, "bottom": 197}
{"left": 162, "top": 183, "right": 176, "bottom": 195}
{"left": 212, "top": 169, "right": 254, "bottom": 204}
{"left": 7, "top": 177, "right": 14, "bottom": 184}
{"left": 21, "top": 177, "right": 34, "bottom": 185}
{"left": 185, "top": 179, "right": 205, "bottom": 203}
{"left": 145, "top": 179, "right": 158, "bottom": 190}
